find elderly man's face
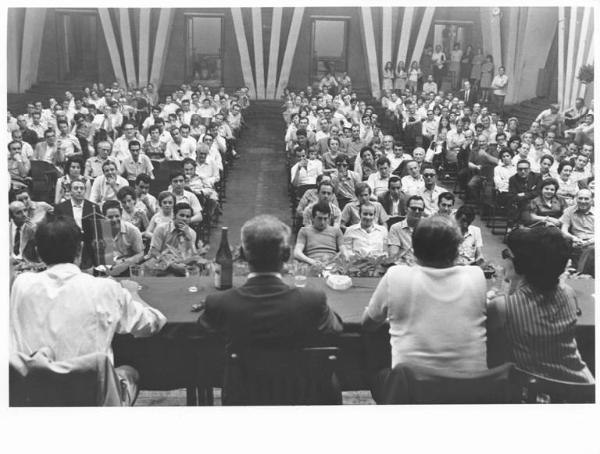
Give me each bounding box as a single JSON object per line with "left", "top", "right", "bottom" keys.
{"left": 407, "top": 162, "right": 420, "bottom": 177}
{"left": 576, "top": 190, "right": 593, "bottom": 211}
{"left": 413, "top": 149, "right": 425, "bottom": 162}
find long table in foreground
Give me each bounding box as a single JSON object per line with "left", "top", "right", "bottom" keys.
{"left": 113, "top": 276, "right": 595, "bottom": 394}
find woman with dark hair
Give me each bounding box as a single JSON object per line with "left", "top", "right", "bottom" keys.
{"left": 54, "top": 156, "right": 91, "bottom": 204}
{"left": 488, "top": 227, "right": 594, "bottom": 383}
{"left": 556, "top": 160, "right": 579, "bottom": 206}
{"left": 363, "top": 215, "right": 488, "bottom": 371}
{"left": 524, "top": 178, "right": 565, "bottom": 226}
{"left": 355, "top": 147, "right": 378, "bottom": 181}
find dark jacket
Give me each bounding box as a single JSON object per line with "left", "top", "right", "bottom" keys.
{"left": 378, "top": 190, "right": 408, "bottom": 218}
{"left": 54, "top": 199, "right": 102, "bottom": 268}
{"left": 198, "top": 275, "right": 343, "bottom": 351}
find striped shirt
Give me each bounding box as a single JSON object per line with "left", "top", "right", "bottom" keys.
{"left": 502, "top": 282, "right": 594, "bottom": 383}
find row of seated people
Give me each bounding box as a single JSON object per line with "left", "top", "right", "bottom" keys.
{"left": 283, "top": 82, "right": 594, "bottom": 274}
{"left": 7, "top": 83, "right": 249, "bottom": 148}
{"left": 9, "top": 211, "right": 594, "bottom": 406}
{"left": 8, "top": 84, "right": 248, "bottom": 276}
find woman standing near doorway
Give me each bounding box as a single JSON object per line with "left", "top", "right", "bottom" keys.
{"left": 479, "top": 55, "right": 494, "bottom": 104}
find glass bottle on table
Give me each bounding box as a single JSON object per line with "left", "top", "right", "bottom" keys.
{"left": 214, "top": 226, "right": 233, "bottom": 290}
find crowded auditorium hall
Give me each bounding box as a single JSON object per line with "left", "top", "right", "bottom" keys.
{"left": 6, "top": 5, "right": 596, "bottom": 411}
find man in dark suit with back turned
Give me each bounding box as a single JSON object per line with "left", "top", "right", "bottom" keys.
{"left": 53, "top": 178, "right": 102, "bottom": 269}
{"left": 197, "top": 214, "right": 343, "bottom": 351}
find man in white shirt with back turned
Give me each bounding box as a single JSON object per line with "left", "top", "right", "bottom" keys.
{"left": 10, "top": 216, "right": 166, "bottom": 405}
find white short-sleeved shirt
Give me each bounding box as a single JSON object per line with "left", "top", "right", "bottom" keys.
{"left": 365, "top": 265, "right": 487, "bottom": 370}
{"left": 343, "top": 223, "right": 388, "bottom": 256}
{"left": 457, "top": 225, "right": 483, "bottom": 265}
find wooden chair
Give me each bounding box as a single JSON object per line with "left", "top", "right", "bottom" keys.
{"left": 222, "top": 347, "right": 342, "bottom": 406}
{"left": 513, "top": 367, "right": 595, "bottom": 404}
{"left": 29, "top": 161, "right": 59, "bottom": 203}
{"left": 372, "top": 362, "right": 518, "bottom": 405}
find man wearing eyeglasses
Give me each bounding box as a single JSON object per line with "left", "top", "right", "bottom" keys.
{"left": 420, "top": 165, "right": 446, "bottom": 216}
{"left": 388, "top": 195, "right": 425, "bottom": 265}
{"left": 199, "top": 132, "right": 224, "bottom": 171}
{"left": 112, "top": 121, "right": 145, "bottom": 165}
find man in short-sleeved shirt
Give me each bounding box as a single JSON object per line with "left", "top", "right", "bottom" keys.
{"left": 103, "top": 201, "right": 144, "bottom": 277}
{"left": 294, "top": 202, "right": 344, "bottom": 267}
{"left": 560, "top": 189, "right": 594, "bottom": 243}
{"left": 388, "top": 196, "right": 425, "bottom": 265}
{"left": 343, "top": 203, "right": 388, "bottom": 256}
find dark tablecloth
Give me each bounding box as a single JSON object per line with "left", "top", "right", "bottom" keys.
{"left": 113, "top": 276, "right": 595, "bottom": 391}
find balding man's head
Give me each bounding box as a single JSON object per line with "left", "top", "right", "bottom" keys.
{"left": 9, "top": 201, "right": 28, "bottom": 225}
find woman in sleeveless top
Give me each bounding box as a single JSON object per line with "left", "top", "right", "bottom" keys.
{"left": 488, "top": 226, "right": 594, "bottom": 383}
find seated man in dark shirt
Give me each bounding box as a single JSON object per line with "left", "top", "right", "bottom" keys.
{"left": 198, "top": 214, "right": 343, "bottom": 350}
{"left": 508, "top": 159, "right": 540, "bottom": 225}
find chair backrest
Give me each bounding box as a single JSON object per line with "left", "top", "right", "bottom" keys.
{"left": 222, "top": 347, "right": 342, "bottom": 406}
{"left": 29, "top": 161, "right": 58, "bottom": 203}
{"left": 513, "top": 367, "right": 595, "bottom": 404}
{"left": 375, "top": 362, "right": 518, "bottom": 404}
{"left": 9, "top": 349, "right": 125, "bottom": 407}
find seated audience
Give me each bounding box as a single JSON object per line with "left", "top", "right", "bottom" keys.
{"left": 455, "top": 205, "right": 484, "bottom": 265}
{"left": 388, "top": 195, "right": 425, "bottom": 265}
{"left": 366, "top": 157, "right": 391, "bottom": 197}
{"left": 524, "top": 179, "right": 565, "bottom": 227}
{"left": 340, "top": 182, "right": 388, "bottom": 229}
{"left": 294, "top": 202, "right": 345, "bottom": 267}
{"left": 119, "top": 140, "right": 154, "bottom": 184}
{"left": 168, "top": 171, "right": 203, "bottom": 224}
{"left": 363, "top": 215, "right": 487, "bottom": 371}
{"left": 437, "top": 191, "right": 456, "bottom": 217}
{"left": 10, "top": 215, "right": 166, "bottom": 405}
{"left": 117, "top": 186, "right": 150, "bottom": 233}
{"left": 149, "top": 202, "right": 197, "bottom": 260}
{"left": 302, "top": 180, "right": 342, "bottom": 227}
{"left": 89, "top": 160, "right": 129, "bottom": 207}
{"left": 420, "top": 164, "right": 445, "bottom": 216}
{"left": 488, "top": 226, "right": 594, "bottom": 383}
{"left": 377, "top": 176, "right": 408, "bottom": 223}
{"left": 55, "top": 156, "right": 91, "bottom": 205}
{"left": 54, "top": 178, "right": 102, "bottom": 269}
{"left": 560, "top": 189, "right": 594, "bottom": 273}
{"left": 343, "top": 202, "right": 388, "bottom": 256}
{"left": 102, "top": 200, "right": 145, "bottom": 277}
{"left": 330, "top": 153, "right": 361, "bottom": 208}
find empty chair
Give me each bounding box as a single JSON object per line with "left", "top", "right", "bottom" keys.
{"left": 372, "top": 362, "right": 517, "bottom": 404}
{"left": 222, "top": 347, "right": 342, "bottom": 406}
{"left": 514, "top": 367, "right": 595, "bottom": 404}
{"left": 9, "top": 348, "right": 137, "bottom": 407}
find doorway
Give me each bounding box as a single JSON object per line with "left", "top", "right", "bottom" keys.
{"left": 310, "top": 17, "right": 349, "bottom": 85}
{"left": 56, "top": 10, "right": 99, "bottom": 82}
{"left": 185, "top": 14, "right": 224, "bottom": 87}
